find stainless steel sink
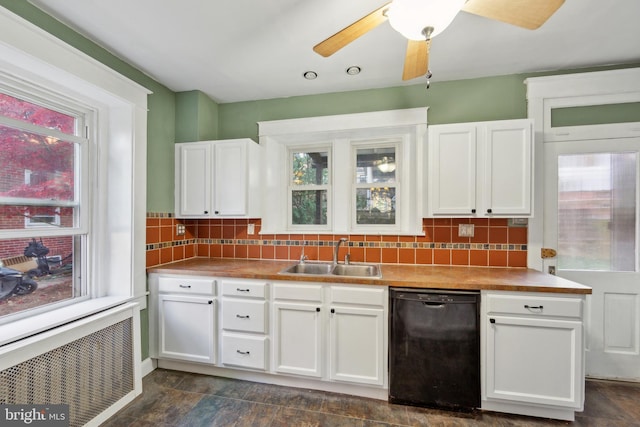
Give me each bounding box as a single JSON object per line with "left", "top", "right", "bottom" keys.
{"left": 332, "top": 263, "right": 381, "bottom": 278}
{"left": 281, "top": 262, "right": 334, "bottom": 275}
{"left": 280, "top": 262, "right": 381, "bottom": 278}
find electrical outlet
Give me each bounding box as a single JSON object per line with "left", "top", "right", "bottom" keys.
{"left": 247, "top": 223, "right": 255, "bottom": 235}
{"left": 176, "top": 224, "right": 186, "bottom": 236}
{"left": 458, "top": 223, "right": 474, "bottom": 237}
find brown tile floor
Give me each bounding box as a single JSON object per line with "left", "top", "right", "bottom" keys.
{"left": 101, "top": 369, "right": 640, "bottom": 427}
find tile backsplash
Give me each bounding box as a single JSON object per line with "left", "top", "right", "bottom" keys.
{"left": 146, "top": 214, "right": 527, "bottom": 269}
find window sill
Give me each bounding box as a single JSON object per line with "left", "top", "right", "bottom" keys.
{"left": 0, "top": 296, "right": 132, "bottom": 348}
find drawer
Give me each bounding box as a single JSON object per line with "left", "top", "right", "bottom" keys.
{"left": 221, "top": 300, "right": 267, "bottom": 333}
{"left": 486, "top": 293, "right": 583, "bottom": 318}
{"left": 273, "top": 283, "right": 323, "bottom": 302}
{"left": 158, "top": 276, "right": 215, "bottom": 295}
{"left": 220, "top": 280, "right": 267, "bottom": 299}
{"left": 221, "top": 334, "right": 267, "bottom": 370}
{"left": 330, "top": 285, "right": 386, "bottom": 307}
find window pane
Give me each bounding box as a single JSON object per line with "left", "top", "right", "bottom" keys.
{"left": 558, "top": 152, "right": 637, "bottom": 271}
{"left": 0, "top": 124, "right": 76, "bottom": 205}
{"left": 292, "top": 151, "right": 329, "bottom": 185}
{"left": 356, "top": 187, "right": 396, "bottom": 225}
{"left": 356, "top": 147, "right": 396, "bottom": 184}
{"left": 0, "top": 93, "right": 76, "bottom": 134}
{"left": 292, "top": 190, "right": 327, "bottom": 225}
{"left": 0, "top": 236, "right": 82, "bottom": 319}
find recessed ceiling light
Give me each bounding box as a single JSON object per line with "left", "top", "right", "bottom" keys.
{"left": 346, "top": 66, "right": 361, "bottom": 75}
{"left": 303, "top": 71, "right": 318, "bottom": 80}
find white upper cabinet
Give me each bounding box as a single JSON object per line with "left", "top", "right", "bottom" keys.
{"left": 175, "top": 138, "right": 262, "bottom": 218}
{"left": 427, "top": 119, "right": 533, "bottom": 217}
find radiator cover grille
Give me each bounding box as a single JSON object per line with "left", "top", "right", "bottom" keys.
{"left": 0, "top": 318, "right": 134, "bottom": 427}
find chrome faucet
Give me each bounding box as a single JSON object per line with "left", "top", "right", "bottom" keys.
{"left": 333, "top": 238, "right": 348, "bottom": 265}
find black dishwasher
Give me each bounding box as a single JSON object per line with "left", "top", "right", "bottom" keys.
{"left": 389, "top": 288, "right": 480, "bottom": 411}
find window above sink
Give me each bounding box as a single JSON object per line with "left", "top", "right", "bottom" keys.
{"left": 259, "top": 108, "right": 427, "bottom": 236}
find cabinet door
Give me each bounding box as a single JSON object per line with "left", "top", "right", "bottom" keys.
{"left": 483, "top": 120, "right": 532, "bottom": 215}
{"left": 176, "top": 143, "right": 211, "bottom": 217}
{"left": 329, "top": 306, "right": 385, "bottom": 386}
{"left": 428, "top": 124, "right": 478, "bottom": 215}
{"left": 158, "top": 294, "right": 216, "bottom": 364}
{"left": 273, "top": 302, "right": 323, "bottom": 378}
{"left": 214, "top": 141, "right": 247, "bottom": 216}
{"left": 485, "top": 315, "right": 582, "bottom": 408}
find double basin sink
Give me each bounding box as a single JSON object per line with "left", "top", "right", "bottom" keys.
{"left": 280, "top": 261, "right": 382, "bottom": 278}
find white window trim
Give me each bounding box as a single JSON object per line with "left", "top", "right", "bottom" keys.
{"left": 351, "top": 140, "right": 401, "bottom": 234}
{"left": 0, "top": 7, "right": 149, "bottom": 346}
{"left": 287, "top": 144, "right": 333, "bottom": 232}
{"left": 259, "top": 108, "right": 426, "bottom": 235}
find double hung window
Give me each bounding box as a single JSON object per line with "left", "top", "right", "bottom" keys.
{"left": 354, "top": 145, "right": 398, "bottom": 229}
{"left": 0, "top": 87, "right": 88, "bottom": 322}
{"left": 289, "top": 147, "right": 331, "bottom": 230}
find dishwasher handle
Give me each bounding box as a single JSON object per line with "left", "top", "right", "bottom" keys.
{"left": 423, "top": 301, "right": 445, "bottom": 308}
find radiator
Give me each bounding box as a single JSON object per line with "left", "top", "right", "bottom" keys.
{"left": 0, "top": 303, "right": 142, "bottom": 426}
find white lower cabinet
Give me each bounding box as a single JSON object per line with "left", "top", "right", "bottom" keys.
{"left": 329, "top": 305, "right": 385, "bottom": 385}
{"left": 482, "top": 291, "right": 585, "bottom": 421}
{"left": 219, "top": 278, "right": 269, "bottom": 371}
{"left": 272, "top": 282, "right": 324, "bottom": 378}
{"left": 272, "top": 282, "right": 388, "bottom": 387}
{"left": 153, "top": 276, "right": 217, "bottom": 364}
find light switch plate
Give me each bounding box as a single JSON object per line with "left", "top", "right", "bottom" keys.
{"left": 247, "top": 223, "right": 255, "bottom": 235}
{"left": 458, "top": 224, "right": 475, "bottom": 237}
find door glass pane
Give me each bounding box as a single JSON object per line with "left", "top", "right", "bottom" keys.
{"left": 356, "top": 187, "right": 396, "bottom": 225}
{"left": 292, "top": 190, "right": 327, "bottom": 225}
{"left": 558, "top": 152, "right": 637, "bottom": 271}
{"left": 356, "top": 147, "right": 396, "bottom": 184}
{"left": 291, "top": 151, "right": 329, "bottom": 185}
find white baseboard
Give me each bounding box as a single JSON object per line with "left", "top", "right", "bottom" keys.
{"left": 141, "top": 357, "right": 156, "bottom": 377}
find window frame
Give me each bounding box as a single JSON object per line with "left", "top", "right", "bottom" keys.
{"left": 259, "top": 108, "right": 426, "bottom": 236}
{"left": 287, "top": 144, "right": 333, "bottom": 232}
{"left": 0, "top": 78, "right": 92, "bottom": 323}
{"left": 0, "top": 7, "right": 149, "bottom": 346}
{"left": 351, "top": 140, "right": 401, "bottom": 234}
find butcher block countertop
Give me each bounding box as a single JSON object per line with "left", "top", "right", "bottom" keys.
{"left": 148, "top": 258, "right": 592, "bottom": 294}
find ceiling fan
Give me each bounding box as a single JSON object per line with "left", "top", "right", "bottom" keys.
{"left": 313, "top": 0, "right": 565, "bottom": 82}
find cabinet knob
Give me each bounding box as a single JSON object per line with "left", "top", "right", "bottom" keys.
{"left": 204, "top": 211, "right": 208, "bottom": 214}
{"left": 316, "top": 307, "right": 320, "bottom": 312}
{"left": 487, "top": 208, "right": 493, "bottom": 214}
{"left": 208, "top": 300, "right": 213, "bottom": 304}
{"left": 489, "top": 318, "right": 496, "bottom": 324}
{"left": 471, "top": 209, "right": 476, "bottom": 214}
{"left": 330, "top": 308, "right": 335, "bottom": 314}
{"left": 215, "top": 210, "right": 219, "bottom": 214}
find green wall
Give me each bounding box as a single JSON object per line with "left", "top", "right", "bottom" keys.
{"left": 176, "top": 90, "right": 220, "bottom": 142}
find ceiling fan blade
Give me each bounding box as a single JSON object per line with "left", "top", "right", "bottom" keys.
{"left": 461, "top": 0, "right": 565, "bottom": 30}
{"left": 313, "top": 2, "right": 391, "bottom": 57}
{"left": 402, "top": 39, "right": 430, "bottom": 81}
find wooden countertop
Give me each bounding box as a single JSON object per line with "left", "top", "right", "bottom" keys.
{"left": 147, "top": 258, "right": 592, "bottom": 294}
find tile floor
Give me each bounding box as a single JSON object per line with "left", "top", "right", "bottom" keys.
{"left": 102, "top": 369, "right": 640, "bottom": 426}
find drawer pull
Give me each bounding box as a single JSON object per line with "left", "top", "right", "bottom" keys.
{"left": 236, "top": 350, "right": 250, "bottom": 355}
{"left": 236, "top": 314, "right": 250, "bottom": 319}
{"left": 179, "top": 284, "right": 191, "bottom": 288}
{"left": 524, "top": 304, "right": 544, "bottom": 310}
{"left": 236, "top": 288, "right": 250, "bottom": 292}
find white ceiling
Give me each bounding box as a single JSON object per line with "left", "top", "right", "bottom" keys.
{"left": 29, "top": 0, "right": 640, "bottom": 104}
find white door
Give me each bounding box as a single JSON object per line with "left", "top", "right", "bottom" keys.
{"left": 176, "top": 143, "right": 211, "bottom": 216}
{"left": 159, "top": 294, "right": 216, "bottom": 363}
{"left": 543, "top": 138, "right": 640, "bottom": 380}
{"left": 272, "top": 302, "right": 323, "bottom": 378}
{"left": 329, "top": 306, "right": 385, "bottom": 385}
{"left": 214, "top": 141, "right": 247, "bottom": 216}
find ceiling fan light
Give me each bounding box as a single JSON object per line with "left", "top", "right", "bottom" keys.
{"left": 387, "top": 0, "right": 466, "bottom": 40}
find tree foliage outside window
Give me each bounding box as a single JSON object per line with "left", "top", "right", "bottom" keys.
{"left": 290, "top": 150, "right": 329, "bottom": 226}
